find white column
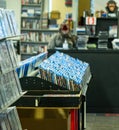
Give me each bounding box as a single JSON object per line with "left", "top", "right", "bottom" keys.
{"left": 72, "top": 0, "right": 79, "bottom": 35}
{"left": 90, "top": 0, "right": 95, "bottom": 15}
{"left": 6, "top": 0, "right": 21, "bottom": 34}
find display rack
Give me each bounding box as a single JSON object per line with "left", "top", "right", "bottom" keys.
{"left": 0, "top": 36, "right": 25, "bottom": 130}
{"left": 13, "top": 76, "right": 87, "bottom": 130}
{"left": 0, "top": 8, "right": 25, "bottom": 129}
{"left": 14, "top": 50, "right": 91, "bottom": 130}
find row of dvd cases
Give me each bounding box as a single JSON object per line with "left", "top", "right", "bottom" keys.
{"left": 0, "top": 8, "right": 23, "bottom": 130}
{"left": 0, "top": 8, "right": 19, "bottom": 39}
{"left": 0, "top": 40, "right": 23, "bottom": 130}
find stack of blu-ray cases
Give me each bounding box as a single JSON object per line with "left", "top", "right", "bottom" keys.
{"left": 38, "top": 51, "right": 91, "bottom": 92}
{"left": 16, "top": 51, "right": 47, "bottom": 78}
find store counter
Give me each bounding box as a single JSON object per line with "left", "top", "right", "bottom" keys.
{"left": 48, "top": 49, "right": 119, "bottom": 113}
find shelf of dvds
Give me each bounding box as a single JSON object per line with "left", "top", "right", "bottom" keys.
{"left": 0, "top": 8, "right": 25, "bottom": 130}
{"left": 21, "top": 0, "right": 49, "bottom": 60}
{"left": 20, "top": 41, "right": 48, "bottom": 61}
{"left": 20, "top": 0, "right": 59, "bottom": 60}
{"left": 21, "top": 16, "right": 41, "bottom": 19}
{"left": 22, "top": 4, "right": 42, "bottom": 7}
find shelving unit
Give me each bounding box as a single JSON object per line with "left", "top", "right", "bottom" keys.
{"left": 20, "top": 0, "right": 47, "bottom": 60}
{"left": 0, "top": 8, "right": 25, "bottom": 129}
{"left": 80, "top": 17, "right": 118, "bottom": 49}
{"left": 20, "top": 0, "right": 59, "bottom": 60}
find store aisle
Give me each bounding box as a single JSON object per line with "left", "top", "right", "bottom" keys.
{"left": 86, "top": 113, "right": 119, "bottom": 130}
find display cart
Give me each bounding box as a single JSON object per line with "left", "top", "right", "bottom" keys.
{"left": 13, "top": 76, "right": 89, "bottom": 130}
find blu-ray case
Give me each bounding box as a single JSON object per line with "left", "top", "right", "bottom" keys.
{"left": 0, "top": 14, "right": 5, "bottom": 39}
{"left": 8, "top": 107, "right": 22, "bottom": 130}
{"left": 5, "top": 10, "right": 15, "bottom": 36}
{"left": 9, "top": 10, "right": 19, "bottom": 35}
{"left": 0, "top": 41, "right": 13, "bottom": 74}
{"left": 0, "top": 75, "right": 9, "bottom": 107}
{"left": 6, "top": 107, "right": 19, "bottom": 130}
{"left": 2, "top": 74, "right": 15, "bottom": 105}
{"left": 13, "top": 70, "right": 23, "bottom": 94}
{"left": 0, "top": 113, "right": 11, "bottom": 130}
{"left": 0, "top": 9, "right": 11, "bottom": 37}
{"left": 6, "top": 40, "right": 18, "bottom": 68}
{"left": 0, "top": 9, "right": 7, "bottom": 37}
{"left": 9, "top": 71, "right": 20, "bottom": 97}
{"left": 0, "top": 118, "right": 8, "bottom": 130}
{"left": 0, "top": 107, "right": 22, "bottom": 130}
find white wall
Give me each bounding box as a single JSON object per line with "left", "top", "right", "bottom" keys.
{"left": 5, "top": 0, "right": 119, "bottom": 33}
{"left": 6, "top": 0, "right": 21, "bottom": 34}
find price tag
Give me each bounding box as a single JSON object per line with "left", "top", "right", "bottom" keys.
{"left": 86, "top": 17, "right": 96, "bottom": 25}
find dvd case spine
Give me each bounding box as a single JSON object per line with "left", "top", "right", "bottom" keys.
{"left": 13, "top": 70, "right": 23, "bottom": 94}
{"left": 6, "top": 40, "right": 18, "bottom": 68}
{"left": 9, "top": 10, "right": 19, "bottom": 35}
{"left": 0, "top": 70, "right": 22, "bottom": 109}
{"left": 0, "top": 41, "right": 13, "bottom": 74}
{"left": 0, "top": 8, "right": 11, "bottom": 37}
{"left": 0, "top": 9, "right": 7, "bottom": 37}
{"left": 12, "top": 106, "right": 22, "bottom": 130}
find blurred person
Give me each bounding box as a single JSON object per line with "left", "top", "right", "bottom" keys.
{"left": 48, "top": 23, "right": 77, "bottom": 49}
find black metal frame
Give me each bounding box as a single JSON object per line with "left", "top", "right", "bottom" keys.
{"left": 13, "top": 77, "right": 87, "bottom": 130}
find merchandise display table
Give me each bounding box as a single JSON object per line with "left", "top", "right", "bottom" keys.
{"left": 14, "top": 77, "right": 88, "bottom": 130}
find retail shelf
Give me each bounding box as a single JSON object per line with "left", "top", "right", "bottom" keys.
{"left": 0, "top": 34, "right": 25, "bottom": 41}
{"left": 21, "top": 41, "right": 48, "bottom": 45}
{"left": 21, "top": 28, "right": 59, "bottom": 32}
{"left": 14, "top": 94, "right": 82, "bottom": 108}
{"left": 21, "top": 4, "right": 41, "bottom": 7}
{"left": 21, "top": 16, "right": 41, "bottom": 19}
{"left": 21, "top": 53, "right": 38, "bottom": 56}
{"left": 0, "top": 91, "right": 27, "bottom": 113}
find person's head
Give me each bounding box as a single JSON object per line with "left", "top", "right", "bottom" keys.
{"left": 59, "top": 23, "right": 70, "bottom": 37}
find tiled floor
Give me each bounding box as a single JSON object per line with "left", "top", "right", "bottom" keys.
{"left": 86, "top": 113, "right": 119, "bottom": 130}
